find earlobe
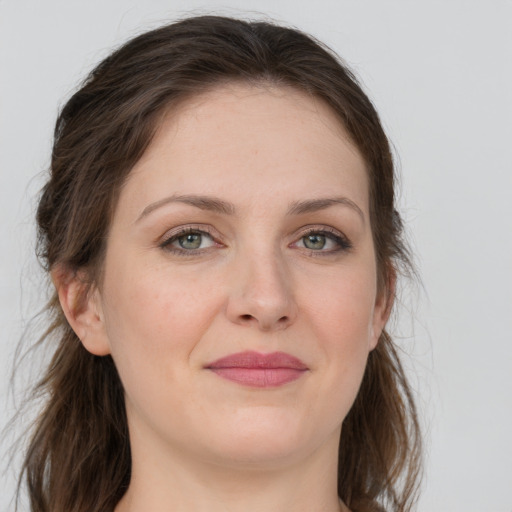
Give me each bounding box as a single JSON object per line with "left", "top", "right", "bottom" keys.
{"left": 51, "top": 265, "right": 111, "bottom": 356}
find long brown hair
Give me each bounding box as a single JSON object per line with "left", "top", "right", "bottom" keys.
{"left": 16, "top": 15, "right": 421, "bottom": 512}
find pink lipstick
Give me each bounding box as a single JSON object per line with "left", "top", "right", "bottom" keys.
{"left": 205, "top": 351, "right": 308, "bottom": 388}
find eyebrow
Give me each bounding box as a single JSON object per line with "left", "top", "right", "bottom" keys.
{"left": 136, "top": 194, "right": 364, "bottom": 223}
{"left": 287, "top": 197, "right": 365, "bottom": 222}
{"left": 137, "top": 194, "right": 235, "bottom": 221}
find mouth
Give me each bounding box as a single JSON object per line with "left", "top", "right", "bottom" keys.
{"left": 204, "top": 351, "right": 309, "bottom": 388}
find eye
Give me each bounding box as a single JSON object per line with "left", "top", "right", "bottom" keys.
{"left": 293, "top": 228, "right": 352, "bottom": 254}
{"left": 160, "top": 227, "right": 217, "bottom": 254}
{"left": 302, "top": 233, "right": 331, "bottom": 250}
{"left": 175, "top": 232, "right": 210, "bottom": 250}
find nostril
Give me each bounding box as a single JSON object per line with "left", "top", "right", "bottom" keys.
{"left": 240, "top": 314, "right": 253, "bottom": 321}
{"left": 276, "top": 316, "right": 291, "bottom": 328}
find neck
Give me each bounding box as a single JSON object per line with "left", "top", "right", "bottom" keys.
{"left": 115, "top": 421, "right": 347, "bottom": 512}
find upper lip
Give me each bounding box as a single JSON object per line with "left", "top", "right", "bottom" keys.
{"left": 205, "top": 351, "right": 309, "bottom": 370}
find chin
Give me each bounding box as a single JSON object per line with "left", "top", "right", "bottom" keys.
{"left": 199, "top": 411, "right": 328, "bottom": 469}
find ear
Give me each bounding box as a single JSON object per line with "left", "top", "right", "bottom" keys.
{"left": 369, "top": 268, "right": 397, "bottom": 351}
{"left": 51, "top": 265, "right": 111, "bottom": 356}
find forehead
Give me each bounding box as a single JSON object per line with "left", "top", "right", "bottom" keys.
{"left": 120, "top": 83, "right": 369, "bottom": 218}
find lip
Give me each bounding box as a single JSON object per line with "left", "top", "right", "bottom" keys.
{"left": 205, "top": 351, "right": 309, "bottom": 388}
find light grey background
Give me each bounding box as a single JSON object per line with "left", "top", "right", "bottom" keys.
{"left": 1, "top": 1, "right": 511, "bottom": 511}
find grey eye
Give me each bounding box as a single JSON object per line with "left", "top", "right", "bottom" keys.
{"left": 161, "top": 228, "right": 217, "bottom": 254}
{"left": 177, "top": 233, "right": 203, "bottom": 249}
{"left": 302, "top": 234, "right": 326, "bottom": 250}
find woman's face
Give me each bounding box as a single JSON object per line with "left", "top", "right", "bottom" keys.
{"left": 83, "top": 84, "right": 390, "bottom": 470}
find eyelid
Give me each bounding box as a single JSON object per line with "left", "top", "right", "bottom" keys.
{"left": 291, "top": 225, "right": 352, "bottom": 253}
{"left": 158, "top": 224, "right": 221, "bottom": 252}
{"left": 157, "top": 223, "right": 351, "bottom": 256}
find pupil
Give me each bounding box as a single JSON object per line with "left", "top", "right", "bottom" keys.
{"left": 179, "top": 233, "right": 201, "bottom": 249}
{"left": 304, "top": 234, "right": 325, "bottom": 250}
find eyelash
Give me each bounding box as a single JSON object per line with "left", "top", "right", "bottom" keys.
{"left": 159, "top": 225, "right": 219, "bottom": 256}
{"left": 296, "top": 227, "right": 353, "bottom": 255}
{"left": 159, "top": 225, "right": 352, "bottom": 257}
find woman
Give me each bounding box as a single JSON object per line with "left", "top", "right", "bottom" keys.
{"left": 19, "top": 14, "right": 421, "bottom": 512}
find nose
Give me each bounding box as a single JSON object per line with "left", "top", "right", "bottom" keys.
{"left": 225, "top": 250, "right": 298, "bottom": 332}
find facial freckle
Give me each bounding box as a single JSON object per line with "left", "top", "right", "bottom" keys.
{"left": 100, "top": 83, "right": 380, "bottom": 488}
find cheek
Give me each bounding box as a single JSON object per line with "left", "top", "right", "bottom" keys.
{"left": 299, "top": 264, "right": 377, "bottom": 411}
{"left": 100, "top": 259, "right": 222, "bottom": 387}
{"left": 303, "top": 262, "right": 377, "bottom": 345}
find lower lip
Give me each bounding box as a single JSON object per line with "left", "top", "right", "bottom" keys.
{"left": 208, "top": 368, "right": 307, "bottom": 387}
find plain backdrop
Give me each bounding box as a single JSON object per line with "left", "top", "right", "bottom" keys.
{"left": 1, "top": 1, "right": 511, "bottom": 511}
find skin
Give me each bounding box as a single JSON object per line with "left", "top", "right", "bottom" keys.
{"left": 56, "top": 83, "right": 392, "bottom": 512}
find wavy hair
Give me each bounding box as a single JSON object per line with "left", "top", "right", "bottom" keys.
{"left": 15, "top": 15, "right": 421, "bottom": 512}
